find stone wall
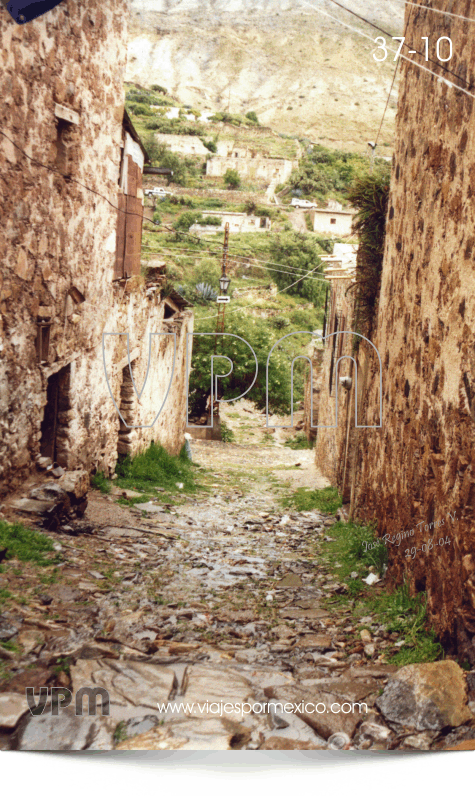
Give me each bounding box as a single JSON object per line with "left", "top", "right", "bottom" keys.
{"left": 206, "top": 156, "right": 297, "bottom": 183}
{"left": 0, "top": 2, "right": 193, "bottom": 495}
{"left": 154, "top": 133, "right": 209, "bottom": 156}
{"left": 347, "top": 0, "right": 475, "bottom": 657}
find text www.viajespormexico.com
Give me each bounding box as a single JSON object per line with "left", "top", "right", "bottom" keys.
{"left": 156, "top": 701, "right": 367, "bottom": 717}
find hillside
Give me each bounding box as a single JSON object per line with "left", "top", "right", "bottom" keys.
{"left": 127, "top": 0, "right": 404, "bottom": 152}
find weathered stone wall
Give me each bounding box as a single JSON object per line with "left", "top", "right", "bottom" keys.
{"left": 349, "top": 0, "right": 475, "bottom": 656}
{"left": 0, "top": 2, "right": 193, "bottom": 494}
{"left": 313, "top": 276, "right": 356, "bottom": 500}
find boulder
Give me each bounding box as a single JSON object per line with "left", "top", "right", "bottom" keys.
{"left": 376, "top": 660, "right": 472, "bottom": 731}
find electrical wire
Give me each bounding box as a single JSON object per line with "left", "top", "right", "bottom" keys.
{"left": 375, "top": 4, "right": 412, "bottom": 146}
{"left": 324, "top": 0, "right": 473, "bottom": 87}
{"left": 298, "top": 0, "right": 475, "bottom": 100}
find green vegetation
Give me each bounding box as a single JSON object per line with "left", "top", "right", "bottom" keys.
{"left": 320, "top": 520, "right": 443, "bottom": 664}
{"left": 288, "top": 145, "right": 381, "bottom": 205}
{"left": 224, "top": 168, "right": 241, "bottom": 189}
{"left": 346, "top": 169, "right": 391, "bottom": 335}
{"left": 113, "top": 721, "right": 128, "bottom": 745}
{"left": 284, "top": 486, "right": 342, "bottom": 513}
{"left": 115, "top": 441, "right": 197, "bottom": 495}
{"left": 220, "top": 421, "right": 235, "bottom": 443}
{"left": 0, "top": 520, "right": 59, "bottom": 567}
{"left": 268, "top": 231, "right": 330, "bottom": 304}
{"left": 91, "top": 471, "right": 111, "bottom": 494}
{"left": 284, "top": 432, "right": 313, "bottom": 450}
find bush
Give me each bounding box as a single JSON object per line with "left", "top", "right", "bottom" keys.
{"left": 197, "top": 215, "right": 221, "bottom": 227}
{"left": 346, "top": 170, "right": 390, "bottom": 336}
{"left": 152, "top": 211, "right": 162, "bottom": 225}
{"left": 173, "top": 210, "right": 204, "bottom": 231}
{"left": 268, "top": 231, "right": 328, "bottom": 306}
{"left": 202, "top": 140, "right": 217, "bottom": 153}
{"left": 127, "top": 102, "right": 154, "bottom": 117}
{"left": 150, "top": 84, "right": 168, "bottom": 94}
{"left": 224, "top": 168, "right": 241, "bottom": 189}
{"left": 245, "top": 111, "right": 259, "bottom": 124}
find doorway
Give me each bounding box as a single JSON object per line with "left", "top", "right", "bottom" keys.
{"left": 40, "top": 364, "right": 71, "bottom": 465}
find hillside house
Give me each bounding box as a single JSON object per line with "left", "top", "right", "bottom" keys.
{"left": 189, "top": 211, "right": 271, "bottom": 236}
{"left": 311, "top": 206, "right": 355, "bottom": 236}
{"left": 206, "top": 154, "right": 297, "bottom": 184}
{"left": 154, "top": 133, "right": 209, "bottom": 156}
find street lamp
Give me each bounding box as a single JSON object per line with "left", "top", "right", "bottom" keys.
{"left": 219, "top": 274, "right": 231, "bottom": 294}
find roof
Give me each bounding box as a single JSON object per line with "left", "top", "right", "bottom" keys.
{"left": 314, "top": 208, "right": 355, "bottom": 216}
{"left": 122, "top": 109, "right": 150, "bottom": 163}
{"left": 143, "top": 166, "right": 174, "bottom": 175}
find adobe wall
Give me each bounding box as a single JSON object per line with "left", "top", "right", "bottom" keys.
{"left": 349, "top": 0, "right": 475, "bottom": 656}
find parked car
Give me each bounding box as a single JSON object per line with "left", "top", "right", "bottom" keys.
{"left": 291, "top": 198, "right": 317, "bottom": 209}
{"left": 144, "top": 187, "right": 172, "bottom": 198}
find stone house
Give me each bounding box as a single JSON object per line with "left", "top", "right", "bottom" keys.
{"left": 316, "top": 1, "right": 475, "bottom": 658}
{"left": 0, "top": 1, "right": 193, "bottom": 497}
{"left": 311, "top": 206, "right": 355, "bottom": 237}
{"left": 189, "top": 210, "right": 271, "bottom": 236}
{"left": 153, "top": 133, "right": 209, "bottom": 157}
{"left": 206, "top": 154, "right": 297, "bottom": 184}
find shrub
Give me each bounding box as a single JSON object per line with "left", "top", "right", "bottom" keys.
{"left": 197, "top": 215, "right": 221, "bottom": 226}
{"left": 202, "top": 140, "right": 217, "bottom": 153}
{"left": 150, "top": 84, "right": 168, "bottom": 94}
{"left": 245, "top": 110, "right": 259, "bottom": 124}
{"left": 173, "top": 211, "right": 203, "bottom": 231}
{"left": 152, "top": 211, "right": 162, "bottom": 225}
{"left": 224, "top": 168, "right": 241, "bottom": 189}
{"left": 268, "top": 231, "right": 328, "bottom": 306}
{"left": 346, "top": 170, "right": 390, "bottom": 336}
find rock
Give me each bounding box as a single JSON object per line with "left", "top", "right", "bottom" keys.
{"left": 0, "top": 618, "right": 19, "bottom": 641}
{"left": 0, "top": 693, "right": 29, "bottom": 729}
{"left": 360, "top": 629, "right": 372, "bottom": 644}
{"left": 376, "top": 660, "right": 472, "bottom": 731}
{"left": 358, "top": 720, "right": 392, "bottom": 743}
{"left": 16, "top": 629, "right": 45, "bottom": 655}
{"left": 10, "top": 498, "right": 57, "bottom": 516}
{"left": 279, "top": 608, "right": 329, "bottom": 620}
{"left": 52, "top": 467, "right": 65, "bottom": 478}
{"left": 265, "top": 685, "right": 366, "bottom": 740}
{"left": 122, "top": 714, "right": 160, "bottom": 739}
{"left": 29, "top": 482, "right": 68, "bottom": 502}
{"left": 36, "top": 457, "right": 52, "bottom": 470}
{"left": 57, "top": 470, "right": 89, "bottom": 500}
{"left": 327, "top": 732, "right": 351, "bottom": 749}
{"left": 276, "top": 573, "right": 303, "bottom": 589}
{"left": 364, "top": 644, "right": 376, "bottom": 658}
{"left": 402, "top": 732, "right": 435, "bottom": 750}
{"left": 88, "top": 571, "right": 105, "bottom": 580}
{"left": 116, "top": 725, "right": 190, "bottom": 750}
{"left": 111, "top": 488, "right": 143, "bottom": 499}
{"left": 294, "top": 634, "right": 333, "bottom": 651}
{"left": 15, "top": 705, "right": 115, "bottom": 751}
{"left": 259, "top": 736, "right": 325, "bottom": 750}
{"left": 71, "top": 659, "right": 178, "bottom": 711}
{"left": 0, "top": 646, "right": 15, "bottom": 661}
{"left": 38, "top": 595, "right": 53, "bottom": 606}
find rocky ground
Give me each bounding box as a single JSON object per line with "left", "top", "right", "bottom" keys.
{"left": 1, "top": 424, "right": 475, "bottom": 751}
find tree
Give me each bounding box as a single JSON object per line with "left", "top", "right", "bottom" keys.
{"left": 173, "top": 211, "right": 203, "bottom": 232}
{"left": 268, "top": 231, "right": 328, "bottom": 306}
{"left": 246, "top": 111, "right": 259, "bottom": 124}
{"left": 224, "top": 168, "right": 241, "bottom": 189}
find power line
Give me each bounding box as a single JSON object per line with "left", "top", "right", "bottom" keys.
{"left": 298, "top": 0, "right": 475, "bottom": 100}
{"left": 375, "top": 4, "right": 413, "bottom": 146}
{"left": 324, "top": 0, "right": 473, "bottom": 87}
{"left": 197, "top": 262, "right": 328, "bottom": 322}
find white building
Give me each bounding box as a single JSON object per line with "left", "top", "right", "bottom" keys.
{"left": 189, "top": 210, "right": 271, "bottom": 236}
{"left": 311, "top": 206, "right": 355, "bottom": 236}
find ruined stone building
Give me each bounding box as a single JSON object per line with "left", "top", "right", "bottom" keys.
{"left": 206, "top": 153, "right": 298, "bottom": 184}
{"left": 305, "top": 244, "right": 359, "bottom": 500}
{"left": 0, "top": 2, "right": 193, "bottom": 497}
{"left": 312, "top": 1, "right": 475, "bottom": 658}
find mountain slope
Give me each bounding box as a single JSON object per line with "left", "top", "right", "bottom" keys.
{"left": 127, "top": 0, "right": 404, "bottom": 151}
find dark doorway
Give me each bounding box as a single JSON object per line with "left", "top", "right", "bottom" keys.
{"left": 40, "top": 365, "right": 71, "bottom": 465}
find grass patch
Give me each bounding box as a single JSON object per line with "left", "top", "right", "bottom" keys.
{"left": 90, "top": 471, "right": 111, "bottom": 494}
{"left": 283, "top": 486, "right": 342, "bottom": 514}
{"left": 115, "top": 441, "right": 197, "bottom": 495}
{"left": 320, "top": 521, "right": 443, "bottom": 664}
{"left": 0, "top": 520, "right": 59, "bottom": 567}
{"left": 284, "top": 432, "right": 313, "bottom": 450}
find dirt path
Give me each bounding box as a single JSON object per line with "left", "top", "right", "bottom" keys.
{"left": 0, "top": 435, "right": 473, "bottom": 751}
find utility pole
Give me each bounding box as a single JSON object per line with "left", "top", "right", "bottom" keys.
{"left": 207, "top": 223, "right": 231, "bottom": 421}
{"left": 216, "top": 222, "right": 230, "bottom": 335}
